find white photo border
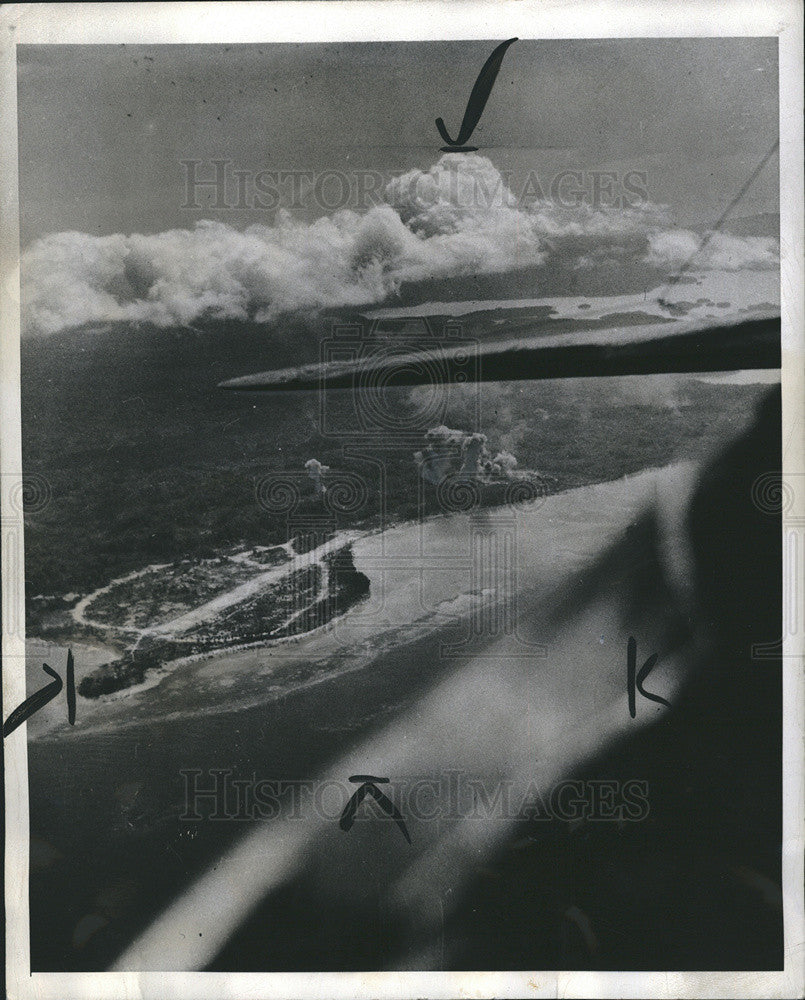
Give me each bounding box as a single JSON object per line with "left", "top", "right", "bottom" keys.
{"left": 2, "top": 3, "right": 803, "bottom": 998}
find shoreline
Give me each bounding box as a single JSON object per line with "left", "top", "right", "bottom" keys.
{"left": 26, "top": 461, "right": 691, "bottom": 740}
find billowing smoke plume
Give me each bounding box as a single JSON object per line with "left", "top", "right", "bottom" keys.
{"left": 305, "top": 458, "right": 329, "bottom": 496}
{"left": 414, "top": 424, "right": 521, "bottom": 486}
{"left": 21, "top": 154, "right": 779, "bottom": 337}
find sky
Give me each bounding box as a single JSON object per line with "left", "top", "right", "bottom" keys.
{"left": 17, "top": 38, "right": 779, "bottom": 241}
{"left": 16, "top": 39, "right": 780, "bottom": 336}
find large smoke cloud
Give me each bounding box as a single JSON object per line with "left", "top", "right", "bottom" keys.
{"left": 414, "top": 424, "right": 521, "bottom": 486}
{"left": 21, "top": 154, "right": 779, "bottom": 337}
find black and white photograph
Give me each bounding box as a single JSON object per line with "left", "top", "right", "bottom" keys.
{"left": 2, "top": 3, "right": 803, "bottom": 998}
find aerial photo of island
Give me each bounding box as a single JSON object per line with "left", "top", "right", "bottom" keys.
{"left": 16, "top": 37, "right": 782, "bottom": 974}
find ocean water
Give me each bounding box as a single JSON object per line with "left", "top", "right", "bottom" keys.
{"left": 25, "top": 463, "right": 693, "bottom": 741}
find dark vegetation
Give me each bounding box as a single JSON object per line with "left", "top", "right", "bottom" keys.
{"left": 22, "top": 312, "right": 772, "bottom": 613}
{"left": 83, "top": 555, "right": 272, "bottom": 628}
{"left": 76, "top": 544, "right": 370, "bottom": 698}
{"left": 77, "top": 651, "right": 160, "bottom": 699}
{"left": 279, "top": 544, "right": 371, "bottom": 639}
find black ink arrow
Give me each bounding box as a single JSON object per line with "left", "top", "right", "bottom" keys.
{"left": 339, "top": 774, "right": 411, "bottom": 844}
{"left": 3, "top": 650, "right": 76, "bottom": 738}
{"left": 627, "top": 636, "right": 671, "bottom": 719}
{"left": 436, "top": 37, "right": 517, "bottom": 152}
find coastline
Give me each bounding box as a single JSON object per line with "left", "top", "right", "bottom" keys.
{"left": 25, "top": 462, "right": 691, "bottom": 741}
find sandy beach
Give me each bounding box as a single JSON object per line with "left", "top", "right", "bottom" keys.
{"left": 27, "top": 462, "right": 700, "bottom": 971}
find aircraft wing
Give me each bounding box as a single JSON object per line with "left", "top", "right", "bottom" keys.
{"left": 218, "top": 312, "right": 780, "bottom": 391}
{"left": 107, "top": 311, "right": 784, "bottom": 970}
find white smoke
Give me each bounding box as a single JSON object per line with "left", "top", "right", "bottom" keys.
{"left": 21, "top": 154, "right": 779, "bottom": 337}
{"left": 304, "top": 458, "right": 329, "bottom": 496}
{"left": 414, "top": 425, "right": 465, "bottom": 485}
{"left": 491, "top": 450, "right": 518, "bottom": 477}
{"left": 414, "top": 424, "right": 520, "bottom": 485}
{"left": 645, "top": 229, "right": 779, "bottom": 272}
{"left": 458, "top": 433, "right": 488, "bottom": 478}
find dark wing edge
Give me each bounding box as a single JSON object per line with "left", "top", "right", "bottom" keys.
{"left": 218, "top": 313, "right": 780, "bottom": 392}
